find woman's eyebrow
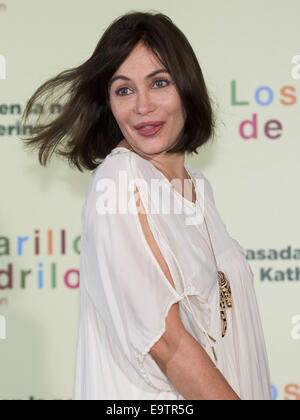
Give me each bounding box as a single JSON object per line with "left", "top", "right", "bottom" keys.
{"left": 108, "top": 69, "right": 169, "bottom": 89}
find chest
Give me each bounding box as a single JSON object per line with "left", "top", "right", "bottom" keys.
{"left": 147, "top": 197, "right": 239, "bottom": 303}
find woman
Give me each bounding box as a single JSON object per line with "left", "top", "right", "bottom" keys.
{"left": 21, "top": 11, "right": 272, "bottom": 400}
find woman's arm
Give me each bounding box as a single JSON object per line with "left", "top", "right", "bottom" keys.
{"left": 149, "top": 303, "right": 241, "bottom": 400}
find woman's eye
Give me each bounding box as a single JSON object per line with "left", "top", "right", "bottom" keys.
{"left": 115, "top": 79, "right": 170, "bottom": 96}
{"left": 116, "top": 87, "right": 131, "bottom": 96}
{"left": 153, "top": 79, "right": 169, "bottom": 88}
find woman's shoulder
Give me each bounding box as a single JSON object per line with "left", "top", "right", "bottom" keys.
{"left": 82, "top": 148, "right": 131, "bottom": 206}
{"left": 93, "top": 148, "right": 131, "bottom": 179}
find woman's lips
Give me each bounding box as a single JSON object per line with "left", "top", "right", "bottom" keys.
{"left": 136, "top": 123, "right": 165, "bottom": 137}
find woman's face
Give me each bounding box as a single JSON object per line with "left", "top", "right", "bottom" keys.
{"left": 108, "top": 41, "right": 186, "bottom": 155}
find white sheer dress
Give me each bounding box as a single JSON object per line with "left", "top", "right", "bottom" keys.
{"left": 73, "top": 146, "right": 272, "bottom": 400}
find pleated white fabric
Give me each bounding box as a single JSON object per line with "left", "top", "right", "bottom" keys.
{"left": 72, "top": 146, "right": 272, "bottom": 400}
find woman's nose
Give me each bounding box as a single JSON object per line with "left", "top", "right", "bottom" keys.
{"left": 134, "top": 91, "right": 155, "bottom": 114}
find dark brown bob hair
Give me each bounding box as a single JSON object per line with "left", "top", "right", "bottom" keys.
{"left": 21, "top": 10, "right": 217, "bottom": 172}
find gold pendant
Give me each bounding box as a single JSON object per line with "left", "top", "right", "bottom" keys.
{"left": 218, "top": 270, "right": 232, "bottom": 338}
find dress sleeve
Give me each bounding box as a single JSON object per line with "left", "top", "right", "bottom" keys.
{"left": 83, "top": 165, "right": 184, "bottom": 392}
